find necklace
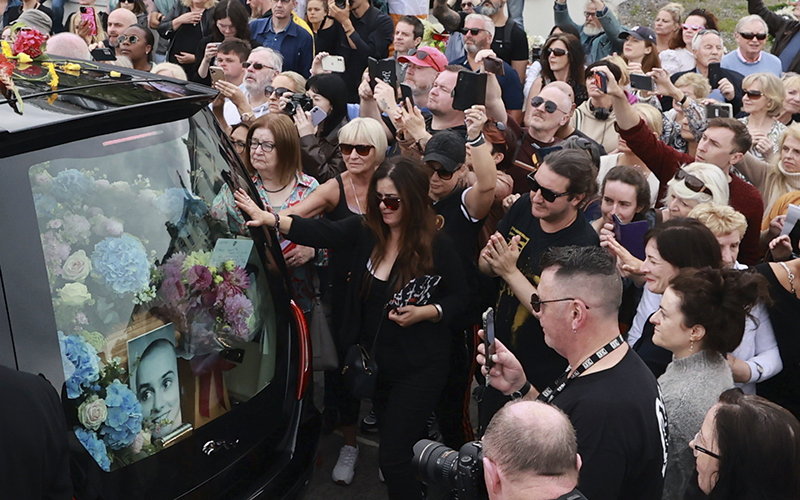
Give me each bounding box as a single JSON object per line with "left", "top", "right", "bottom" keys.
{"left": 349, "top": 175, "right": 364, "bottom": 214}
{"left": 263, "top": 180, "right": 291, "bottom": 193}
{"left": 779, "top": 261, "right": 796, "bottom": 295}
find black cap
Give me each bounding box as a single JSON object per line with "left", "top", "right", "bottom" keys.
{"left": 423, "top": 130, "right": 467, "bottom": 172}
{"left": 619, "top": 26, "right": 657, "bottom": 45}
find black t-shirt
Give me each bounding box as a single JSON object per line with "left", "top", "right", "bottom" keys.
{"left": 553, "top": 349, "right": 668, "bottom": 500}
{"left": 494, "top": 194, "right": 599, "bottom": 389}
{"left": 433, "top": 186, "right": 485, "bottom": 265}
{"left": 456, "top": 12, "right": 528, "bottom": 65}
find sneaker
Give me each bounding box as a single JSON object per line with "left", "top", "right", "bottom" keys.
{"left": 332, "top": 445, "right": 358, "bottom": 485}
{"left": 361, "top": 408, "right": 378, "bottom": 433}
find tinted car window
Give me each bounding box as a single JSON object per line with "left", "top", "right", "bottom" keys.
{"left": 27, "top": 112, "right": 278, "bottom": 472}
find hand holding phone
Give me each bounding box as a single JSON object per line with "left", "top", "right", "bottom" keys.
{"left": 79, "top": 6, "right": 98, "bottom": 37}
{"left": 630, "top": 73, "right": 655, "bottom": 92}
{"left": 452, "top": 71, "right": 487, "bottom": 111}
{"left": 321, "top": 55, "right": 345, "bottom": 72}
{"left": 592, "top": 71, "right": 608, "bottom": 93}
{"left": 209, "top": 66, "right": 225, "bottom": 85}
{"left": 483, "top": 56, "right": 505, "bottom": 76}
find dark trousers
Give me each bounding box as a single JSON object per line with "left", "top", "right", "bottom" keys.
{"left": 374, "top": 366, "right": 447, "bottom": 500}
{"left": 323, "top": 368, "right": 361, "bottom": 426}
{"left": 436, "top": 327, "right": 476, "bottom": 448}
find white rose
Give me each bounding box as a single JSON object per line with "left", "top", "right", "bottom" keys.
{"left": 58, "top": 282, "right": 92, "bottom": 307}
{"left": 78, "top": 396, "right": 108, "bottom": 431}
{"left": 62, "top": 250, "right": 92, "bottom": 282}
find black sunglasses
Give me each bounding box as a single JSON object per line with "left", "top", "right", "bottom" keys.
{"left": 547, "top": 47, "right": 568, "bottom": 57}
{"left": 531, "top": 293, "right": 589, "bottom": 313}
{"left": 376, "top": 194, "right": 402, "bottom": 210}
{"left": 426, "top": 163, "right": 454, "bottom": 180}
{"left": 340, "top": 143, "right": 375, "bottom": 156}
{"left": 738, "top": 32, "right": 767, "bottom": 41}
{"left": 117, "top": 34, "right": 139, "bottom": 44}
{"left": 242, "top": 61, "right": 274, "bottom": 70}
{"left": 530, "top": 95, "right": 563, "bottom": 114}
{"left": 526, "top": 172, "right": 570, "bottom": 203}
{"left": 461, "top": 27, "right": 486, "bottom": 36}
{"left": 743, "top": 89, "right": 763, "bottom": 99}
{"left": 674, "top": 168, "right": 713, "bottom": 196}
{"left": 119, "top": 0, "right": 136, "bottom": 3}
{"left": 265, "top": 86, "right": 291, "bottom": 97}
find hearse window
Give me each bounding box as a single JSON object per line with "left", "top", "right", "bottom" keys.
{"left": 27, "top": 115, "right": 277, "bottom": 472}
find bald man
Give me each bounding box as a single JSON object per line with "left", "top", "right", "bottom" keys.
{"left": 545, "top": 81, "right": 607, "bottom": 154}
{"left": 106, "top": 8, "right": 139, "bottom": 49}
{"left": 46, "top": 33, "right": 92, "bottom": 60}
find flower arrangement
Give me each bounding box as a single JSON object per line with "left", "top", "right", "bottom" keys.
{"left": 151, "top": 252, "right": 256, "bottom": 358}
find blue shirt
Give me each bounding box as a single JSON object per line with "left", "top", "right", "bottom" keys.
{"left": 779, "top": 31, "right": 800, "bottom": 72}
{"left": 721, "top": 50, "right": 783, "bottom": 77}
{"left": 449, "top": 55, "right": 524, "bottom": 111}
{"left": 250, "top": 16, "right": 314, "bottom": 78}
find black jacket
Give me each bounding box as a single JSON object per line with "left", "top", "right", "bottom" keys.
{"left": 749, "top": 0, "right": 800, "bottom": 73}
{"left": 671, "top": 67, "right": 745, "bottom": 116}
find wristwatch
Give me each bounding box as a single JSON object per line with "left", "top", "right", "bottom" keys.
{"left": 511, "top": 380, "right": 532, "bottom": 400}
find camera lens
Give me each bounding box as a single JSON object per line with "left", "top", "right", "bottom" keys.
{"left": 413, "top": 439, "right": 460, "bottom": 488}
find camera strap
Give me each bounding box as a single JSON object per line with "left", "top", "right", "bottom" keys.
{"left": 538, "top": 334, "right": 625, "bottom": 404}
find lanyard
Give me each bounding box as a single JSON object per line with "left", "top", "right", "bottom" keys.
{"left": 538, "top": 334, "right": 625, "bottom": 404}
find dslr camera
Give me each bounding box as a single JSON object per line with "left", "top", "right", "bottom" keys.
{"left": 413, "top": 439, "right": 488, "bottom": 500}
{"left": 283, "top": 93, "right": 313, "bottom": 117}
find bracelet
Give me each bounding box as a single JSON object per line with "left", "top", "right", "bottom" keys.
{"left": 754, "top": 362, "right": 764, "bottom": 382}
{"left": 511, "top": 380, "right": 531, "bottom": 400}
{"left": 678, "top": 94, "right": 688, "bottom": 107}
{"left": 432, "top": 303, "right": 443, "bottom": 322}
{"left": 272, "top": 212, "right": 281, "bottom": 230}
{"left": 466, "top": 132, "right": 485, "bottom": 147}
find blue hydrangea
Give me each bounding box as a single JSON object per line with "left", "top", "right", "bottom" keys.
{"left": 100, "top": 380, "right": 143, "bottom": 450}
{"left": 75, "top": 427, "right": 111, "bottom": 472}
{"left": 58, "top": 332, "right": 101, "bottom": 400}
{"left": 156, "top": 188, "right": 188, "bottom": 225}
{"left": 91, "top": 234, "right": 151, "bottom": 295}
{"left": 49, "top": 169, "right": 93, "bottom": 202}
{"left": 33, "top": 193, "right": 59, "bottom": 218}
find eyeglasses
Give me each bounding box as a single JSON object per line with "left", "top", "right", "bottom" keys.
{"left": 461, "top": 27, "right": 486, "bottom": 36}
{"left": 242, "top": 61, "right": 276, "bottom": 71}
{"left": 743, "top": 89, "right": 763, "bottom": 99}
{"left": 738, "top": 32, "right": 767, "bottom": 40}
{"left": 547, "top": 47, "right": 569, "bottom": 57}
{"left": 217, "top": 21, "right": 236, "bottom": 32}
{"left": 526, "top": 173, "right": 570, "bottom": 203}
{"left": 376, "top": 194, "right": 402, "bottom": 210}
{"left": 584, "top": 11, "right": 597, "bottom": 17}
{"left": 460, "top": 1, "right": 475, "bottom": 7}
{"left": 340, "top": 143, "right": 375, "bottom": 156}
{"left": 426, "top": 163, "right": 454, "bottom": 180}
{"left": 232, "top": 140, "right": 247, "bottom": 153}
{"left": 265, "top": 86, "right": 291, "bottom": 97}
{"left": 682, "top": 23, "right": 704, "bottom": 31}
{"left": 692, "top": 432, "right": 721, "bottom": 460}
{"left": 249, "top": 140, "right": 276, "bottom": 152}
{"left": 531, "top": 293, "right": 589, "bottom": 313}
{"left": 530, "top": 96, "right": 565, "bottom": 114}
{"left": 408, "top": 48, "right": 445, "bottom": 71}
{"left": 119, "top": 0, "right": 135, "bottom": 3}
{"left": 117, "top": 34, "right": 139, "bottom": 44}
{"left": 674, "top": 168, "right": 713, "bottom": 196}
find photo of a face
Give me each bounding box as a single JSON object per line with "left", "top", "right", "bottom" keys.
{"left": 128, "top": 324, "right": 183, "bottom": 439}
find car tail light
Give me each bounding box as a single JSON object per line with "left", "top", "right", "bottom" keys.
{"left": 290, "top": 300, "right": 311, "bottom": 400}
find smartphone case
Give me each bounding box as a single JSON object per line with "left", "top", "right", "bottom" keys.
{"left": 452, "top": 71, "right": 487, "bottom": 111}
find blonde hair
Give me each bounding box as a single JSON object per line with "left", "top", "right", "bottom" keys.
{"left": 666, "top": 162, "right": 730, "bottom": 206}
{"left": 338, "top": 117, "right": 388, "bottom": 164}
{"left": 659, "top": 3, "right": 685, "bottom": 26}
{"left": 276, "top": 71, "right": 307, "bottom": 93}
{"left": 743, "top": 72, "right": 785, "bottom": 117}
{"left": 109, "top": 55, "right": 134, "bottom": 68}
{"left": 68, "top": 9, "right": 107, "bottom": 44}
{"left": 764, "top": 123, "right": 800, "bottom": 211}
{"left": 674, "top": 72, "right": 712, "bottom": 99}
{"left": 634, "top": 103, "right": 663, "bottom": 136}
{"left": 782, "top": 73, "right": 800, "bottom": 93}
{"left": 152, "top": 62, "right": 187, "bottom": 80}
{"left": 689, "top": 203, "right": 747, "bottom": 238}
{"left": 603, "top": 55, "right": 630, "bottom": 86}
{"left": 181, "top": 0, "right": 216, "bottom": 9}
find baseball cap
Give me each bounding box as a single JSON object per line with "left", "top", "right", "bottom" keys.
{"left": 423, "top": 130, "right": 467, "bottom": 172}
{"left": 398, "top": 47, "right": 448, "bottom": 73}
{"left": 10, "top": 9, "right": 52, "bottom": 36}
{"left": 619, "top": 26, "right": 656, "bottom": 45}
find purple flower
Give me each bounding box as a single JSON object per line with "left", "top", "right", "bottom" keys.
{"left": 160, "top": 277, "right": 186, "bottom": 304}
{"left": 217, "top": 267, "right": 250, "bottom": 301}
{"left": 223, "top": 294, "right": 253, "bottom": 340}
{"left": 187, "top": 265, "right": 213, "bottom": 290}
{"left": 161, "top": 253, "right": 186, "bottom": 281}
{"left": 63, "top": 214, "right": 92, "bottom": 243}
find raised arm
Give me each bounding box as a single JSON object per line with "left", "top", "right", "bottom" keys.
{"left": 463, "top": 106, "right": 497, "bottom": 221}
{"left": 432, "top": 0, "right": 463, "bottom": 34}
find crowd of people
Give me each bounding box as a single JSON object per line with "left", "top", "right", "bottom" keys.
{"left": 4, "top": 0, "right": 800, "bottom": 498}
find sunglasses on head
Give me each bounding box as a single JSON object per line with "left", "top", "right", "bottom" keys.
{"left": 242, "top": 61, "right": 273, "bottom": 70}
{"left": 340, "top": 143, "right": 375, "bottom": 156}
{"left": 682, "top": 23, "right": 704, "bottom": 31}
{"left": 530, "top": 95, "right": 563, "bottom": 114}
{"left": 408, "top": 48, "right": 444, "bottom": 71}
{"left": 530, "top": 293, "right": 589, "bottom": 313}
{"left": 739, "top": 31, "right": 767, "bottom": 40}
{"left": 461, "top": 27, "right": 485, "bottom": 36}
{"left": 547, "top": 47, "right": 568, "bottom": 57}
{"left": 526, "top": 172, "right": 570, "bottom": 203}
{"left": 376, "top": 194, "right": 402, "bottom": 210}
{"left": 426, "top": 163, "right": 454, "bottom": 180}
{"left": 265, "top": 86, "right": 291, "bottom": 97}
{"left": 743, "top": 89, "right": 763, "bottom": 99}
{"left": 117, "top": 34, "right": 139, "bottom": 44}
{"left": 674, "top": 168, "right": 713, "bottom": 196}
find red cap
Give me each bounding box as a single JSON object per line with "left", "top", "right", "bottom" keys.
{"left": 398, "top": 47, "right": 448, "bottom": 72}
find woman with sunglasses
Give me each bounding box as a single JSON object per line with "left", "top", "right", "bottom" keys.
{"left": 738, "top": 72, "right": 787, "bottom": 161}
{"left": 661, "top": 162, "right": 730, "bottom": 223}
{"left": 660, "top": 8, "right": 719, "bottom": 75}
{"left": 268, "top": 71, "right": 307, "bottom": 115}
{"left": 235, "top": 158, "right": 469, "bottom": 499}
{"left": 650, "top": 267, "right": 769, "bottom": 499}
{"left": 526, "top": 33, "right": 588, "bottom": 110}
{"left": 195, "top": 0, "right": 252, "bottom": 84}
{"left": 118, "top": 25, "right": 154, "bottom": 72}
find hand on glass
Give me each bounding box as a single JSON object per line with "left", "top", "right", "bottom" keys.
{"left": 477, "top": 330, "right": 528, "bottom": 396}
{"left": 175, "top": 11, "right": 202, "bottom": 28}
{"left": 234, "top": 188, "right": 275, "bottom": 228}
{"left": 481, "top": 233, "right": 521, "bottom": 279}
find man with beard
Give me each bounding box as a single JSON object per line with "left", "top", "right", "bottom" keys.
{"left": 433, "top": 0, "right": 528, "bottom": 82}
{"left": 397, "top": 46, "right": 447, "bottom": 109}
{"left": 104, "top": 8, "right": 138, "bottom": 51}
{"left": 449, "top": 14, "right": 523, "bottom": 124}
{"left": 214, "top": 46, "right": 282, "bottom": 126}
{"left": 553, "top": 0, "right": 625, "bottom": 64}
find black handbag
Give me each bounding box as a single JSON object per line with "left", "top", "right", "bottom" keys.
{"left": 341, "top": 343, "right": 378, "bottom": 400}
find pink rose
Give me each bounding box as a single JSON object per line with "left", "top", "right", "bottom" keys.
{"left": 77, "top": 396, "right": 108, "bottom": 431}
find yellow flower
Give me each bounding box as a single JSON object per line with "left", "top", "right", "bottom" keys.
{"left": 47, "top": 93, "right": 58, "bottom": 105}
{"left": 44, "top": 62, "right": 58, "bottom": 90}
{"left": 1, "top": 41, "right": 11, "bottom": 58}
{"left": 109, "top": 71, "right": 121, "bottom": 78}
{"left": 65, "top": 63, "right": 81, "bottom": 71}
{"left": 17, "top": 52, "right": 32, "bottom": 64}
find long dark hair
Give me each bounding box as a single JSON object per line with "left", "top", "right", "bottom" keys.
{"left": 710, "top": 389, "right": 800, "bottom": 499}
{"left": 644, "top": 218, "right": 722, "bottom": 269}
{"left": 671, "top": 8, "right": 719, "bottom": 49}
{"left": 364, "top": 158, "right": 437, "bottom": 292}
{"left": 307, "top": 73, "right": 348, "bottom": 138}
{"left": 540, "top": 33, "right": 585, "bottom": 85}
{"left": 211, "top": 0, "right": 251, "bottom": 42}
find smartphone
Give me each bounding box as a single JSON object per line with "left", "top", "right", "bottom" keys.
{"left": 321, "top": 54, "right": 345, "bottom": 73}
{"left": 706, "top": 102, "right": 733, "bottom": 118}
{"left": 91, "top": 46, "right": 116, "bottom": 61}
{"left": 708, "top": 62, "right": 723, "bottom": 88}
{"left": 310, "top": 105, "right": 328, "bottom": 127}
{"left": 482, "top": 308, "right": 495, "bottom": 371}
{"left": 592, "top": 71, "right": 608, "bottom": 93}
{"left": 209, "top": 65, "right": 225, "bottom": 85}
{"left": 483, "top": 56, "right": 505, "bottom": 76}
{"left": 452, "top": 71, "right": 487, "bottom": 111}
{"left": 399, "top": 83, "right": 414, "bottom": 109}
{"left": 368, "top": 56, "right": 397, "bottom": 91}
{"left": 630, "top": 73, "right": 656, "bottom": 92}
{"left": 612, "top": 214, "right": 649, "bottom": 261}
{"left": 79, "top": 6, "right": 98, "bottom": 37}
